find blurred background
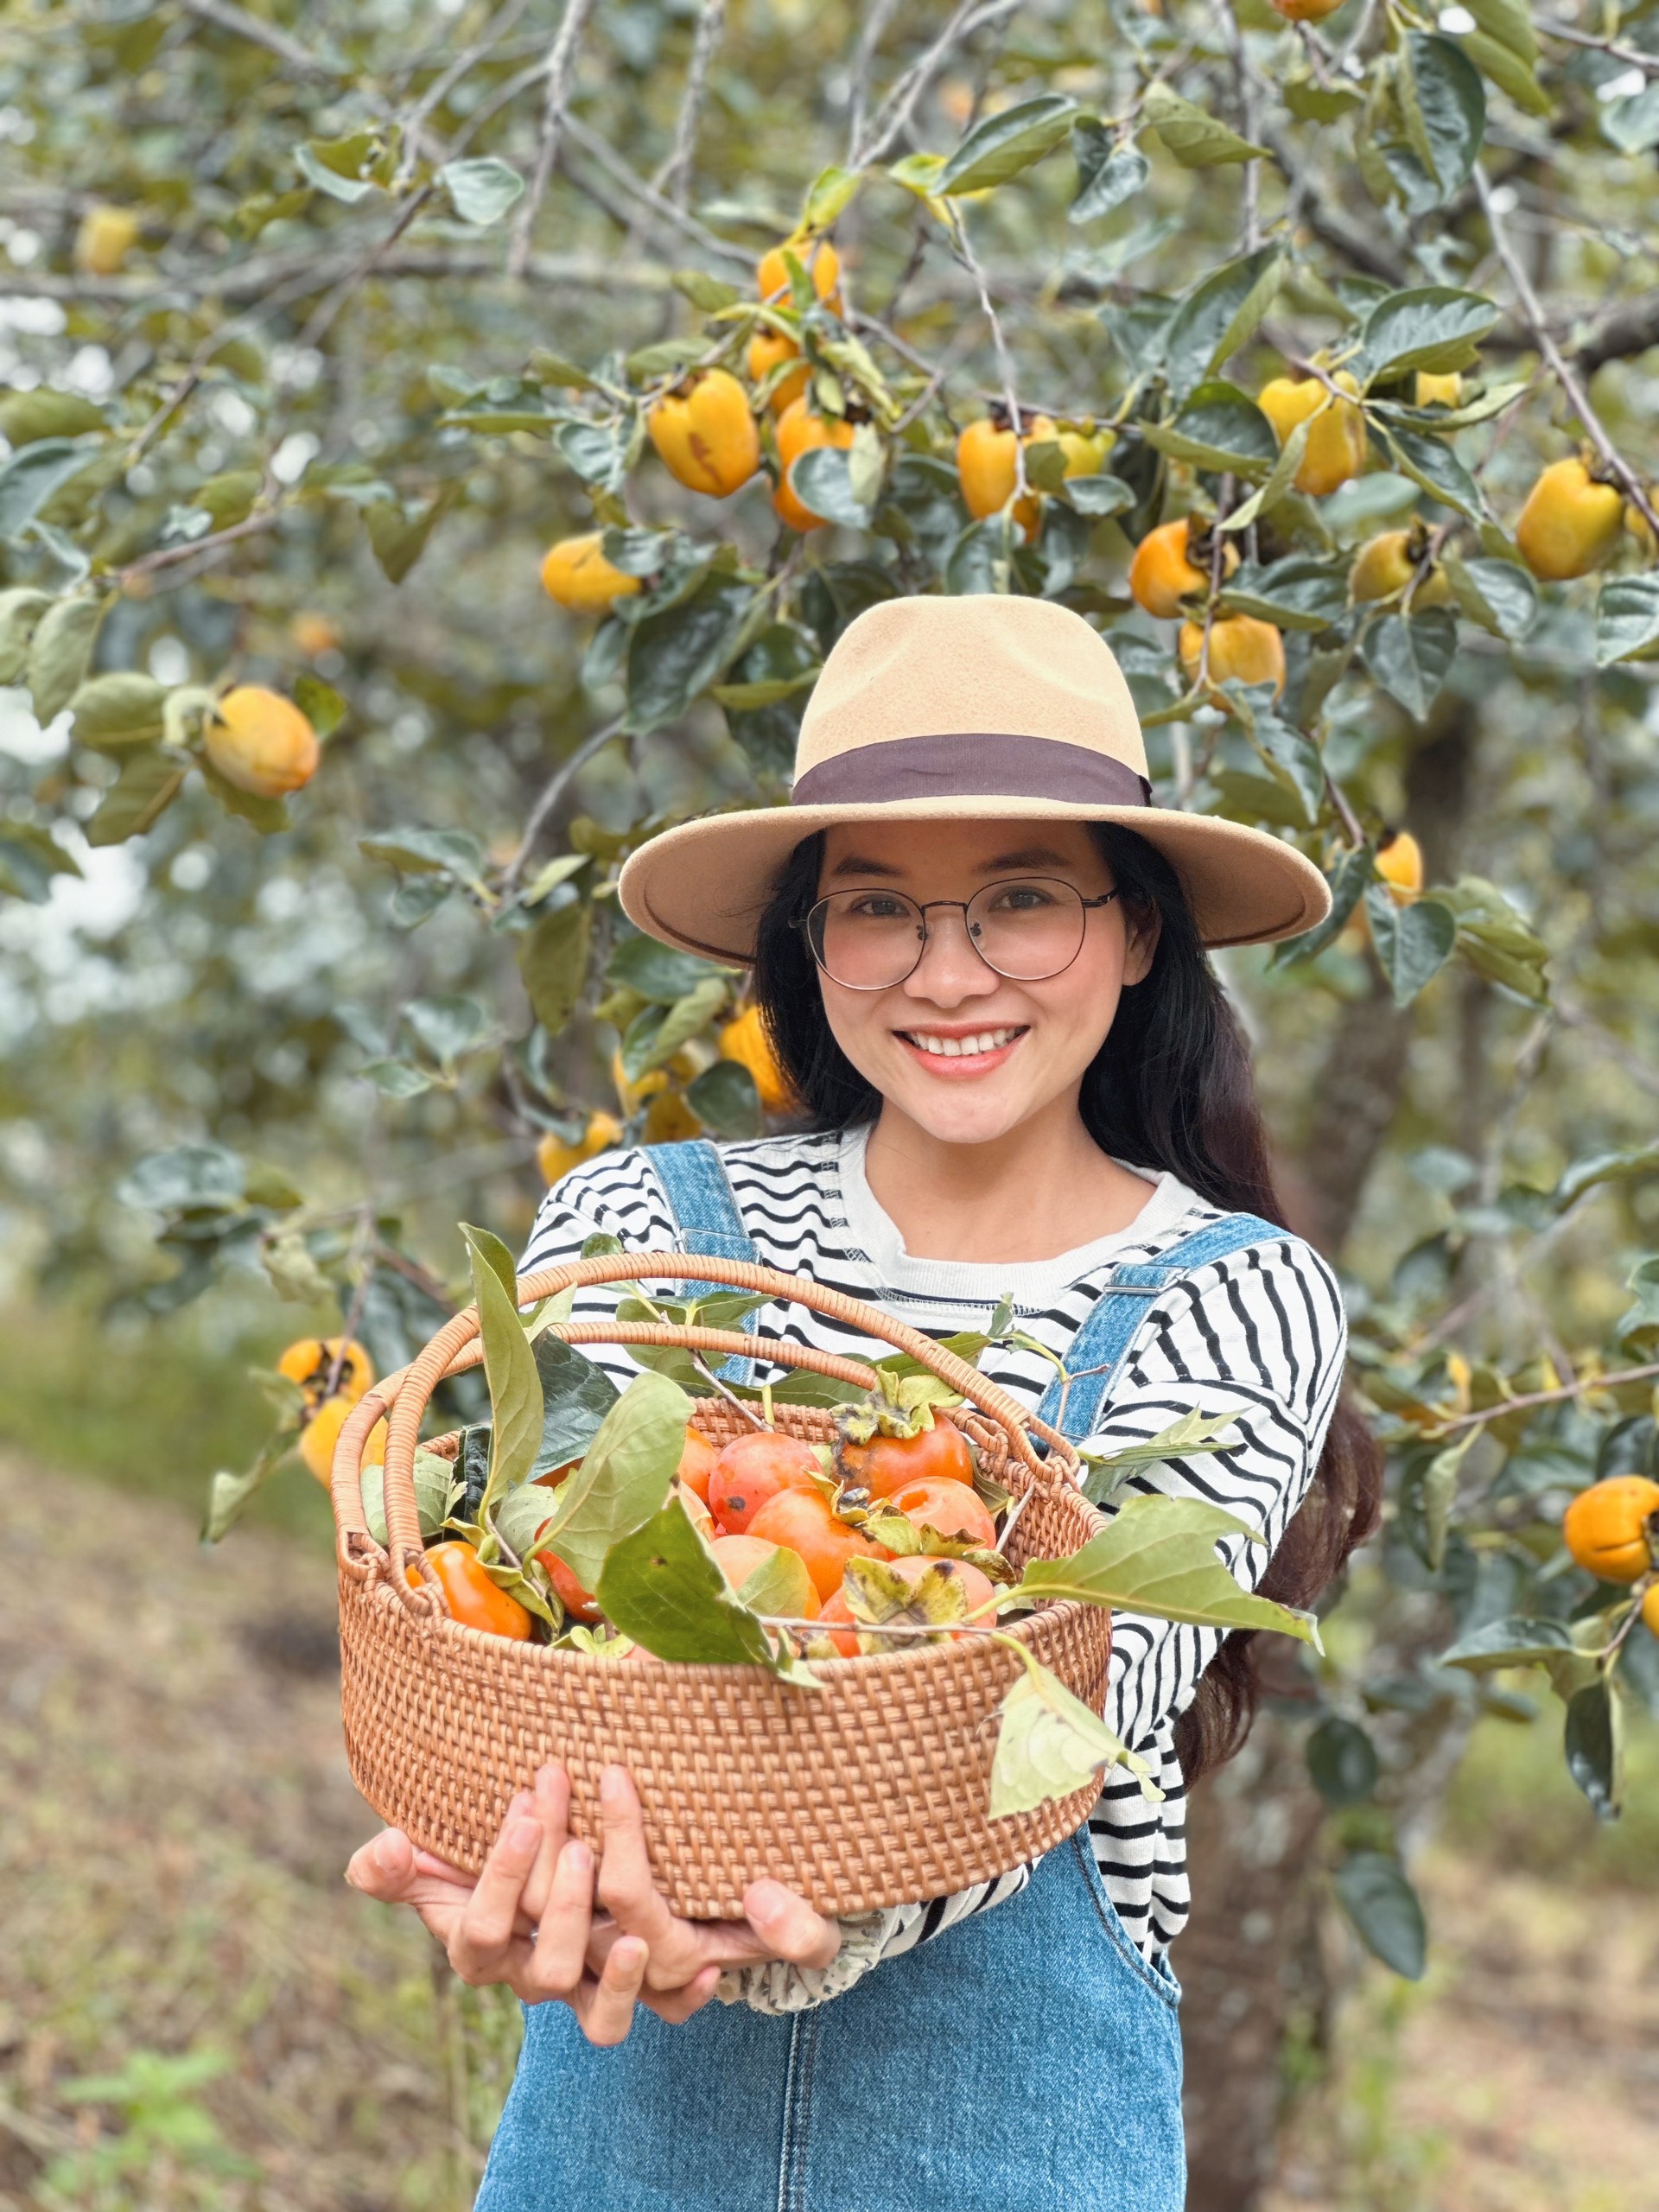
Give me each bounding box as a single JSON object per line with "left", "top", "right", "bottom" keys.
{"left": 3, "top": 0, "right": 1658, "bottom": 2207}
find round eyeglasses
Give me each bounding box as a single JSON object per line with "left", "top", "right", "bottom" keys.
{"left": 796, "top": 876, "right": 1120, "bottom": 992}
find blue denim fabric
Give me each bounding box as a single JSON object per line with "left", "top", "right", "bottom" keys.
{"left": 475, "top": 1833, "right": 1185, "bottom": 2212}
{"left": 646, "top": 1139, "right": 760, "bottom": 1383}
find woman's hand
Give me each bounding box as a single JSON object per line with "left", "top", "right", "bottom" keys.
{"left": 345, "top": 1762, "right": 842, "bottom": 2045}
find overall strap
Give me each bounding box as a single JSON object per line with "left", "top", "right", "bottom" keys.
{"left": 1036, "top": 1212, "right": 1287, "bottom": 1443}
{"left": 645, "top": 1140, "right": 759, "bottom": 1382}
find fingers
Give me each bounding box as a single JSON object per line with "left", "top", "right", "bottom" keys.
{"left": 742, "top": 1880, "right": 842, "bottom": 1972}
{"left": 449, "top": 1795, "right": 542, "bottom": 1982}
{"left": 594, "top": 1766, "right": 705, "bottom": 1988}
{"left": 571, "top": 1933, "right": 648, "bottom": 2047}
{"left": 346, "top": 1828, "right": 420, "bottom": 1904}
{"left": 519, "top": 1764, "right": 572, "bottom": 1927}
{"left": 517, "top": 1836, "right": 598, "bottom": 2002}
{"left": 639, "top": 1964, "right": 723, "bottom": 2025}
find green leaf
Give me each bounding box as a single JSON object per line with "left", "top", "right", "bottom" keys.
{"left": 292, "top": 671, "right": 346, "bottom": 739}
{"left": 1564, "top": 1681, "right": 1622, "bottom": 1821}
{"left": 1306, "top": 1716, "right": 1380, "bottom": 1806}
{"left": 1600, "top": 82, "right": 1659, "bottom": 156}
{"left": 0, "top": 587, "right": 52, "bottom": 682}
{"left": 1554, "top": 1141, "right": 1659, "bottom": 1212}
{"left": 1070, "top": 123, "right": 1148, "bottom": 223}
{"left": 295, "top": 142, "right": 379, "bottom": 202}
{"left": 1459, "top": 30, "right": 1550, "bottom": 118}
{"left": 1334, "top": 1853, "right": 1427, "bottom": 1979}
{"left": 1437, "top": 874, "right": 1549, "bottom": 1002}
{"left": 786, "top": 447, "right": 874, "bottom": 531}
{"left": 1283, "top": 76, "right": 1364, "bottom": 125}
{"left": 1459, "top": 0, "right": 1537, "bottom": 66}
{"left": 441, "top": 156, "right": 525, "bottom": 226}
{"left": 1444, "top": 550, "right": 1536, "bottom": 642}
{"left": 1364, "top": 887, "right": 1457, "bottom": 1005}
{"left": 1358, "top": 288, "right": 1498, "bottom": 385}
{"left": 1415, "top": 1428, "right": 1474, "bottom": 1569}
{"left": 1217, "top": 556, "right": 1348, "bottom": 633}
{"left": 1615, "top": 1255, "right": 1659, "bottom": 1358}
{"left": 84, "top": 746, "right": 188, "bottom": 846}
{"left": 359, "top": 1057, "right": 435, "bottom": 1097}
{"left": 1162, "top": 249, "right": 1284, "bottom": 399}
{"left": 403, "top": 993, "right": 488, "bottom": 1068}
{"left": 1142, "top": 384, "right": 1278, "bottom": 479}
{"left": 1014, "top": 1493, "right": 1321, "bottom": 1645}
{"left": 118, "top": 1143, "right": 245, "bottom": 1213}
{"left": 462, "top": 1223, "right": 543, "bottom": 1519}
{"left": 359, "top": 1449, "right": 464, "bottom": 1548}
{"left": 607, "top": 933, "right": 725, "bottom": 1005}
{"left": 0, "top": 820, "right": 80, "bottom": 900}
{"left": 1141, "top": 83, "right": 1271, "bottom": 169}
{"left": 0, "top": 437, "right": 100, "bottom": 541}
{"left": 537, "top": 1370, "right": 691, "bottom": 1598}
{"left": 1596, "top": 575, "right": 1659, "bottom": 668}
{"left": 988, "top": 1646, "right": 1160, "bottom": 1817}
{"left": 1247, "top": 709, "right": 1325, "bottom": 829}
{"left": 1063, "top": 473, "right": 1134, "bottom": 518}
{"left": 201, "top": 1437, "right": 288, "bottom": 1545}
{"left": 1078, "top": 1408, "right": 1241, "bottom": 1504}
{"left": 200, "top": 758, "right": 290, "bottom": 834}
{"left": 803, "top": 164, "right": 860, "bottom": 228}
{"left": 636, "top": 976, "right": 729, "bottom": 1072}
{"left": 937, "top": 93, "right": 1076, "bottom": 194}
{"left": 0, "top": 387, "right": 106, "bottom": 445}
{"left": 685, "top": 1059, "right": 762, "bottom": 1140}
{"left": 1361, "top": 607, "right": 1458, "bottom": 720}
{"left": 1271, "top": 845, "right": 1376, "bottom": 969}
{"left": 625, "top": 573, "right": 753, "bottom": 734}
{"left": 1399, "top": 34, "right": 1484, "bottom": 199}
{"left": 67, "top": 672, "right": 167, "bottom": 747}
{"left": 672, "top": 270, "right": 741, "bottom": 314}
{"left": 519, "top": 900, "right": 591, "bottom": 1036}
{"left": 530, "top": 1334, "right": 622, "bottom": 1477}
{"left": 365, "top": 486, "right": 461, "bottom": 584}
{"left": 595, "top": 1495, "right": 774, "bottom": 1663}
{"left": 737, "top": 1542, "right": 819, "bottom": 1621}
{"left": 1440, "top": 1615, "right": 1585, "bottom": 1680}
{"left": 360, "top": 826, "right": 487, "bottom": 882}
{"left": 1376, "top": 424, "right": 1485, "bottom": 522}
{"left": 27, "top": 594, "right": 103, "bottom": 722}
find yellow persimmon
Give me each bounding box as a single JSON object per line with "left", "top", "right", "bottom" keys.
{"left": 1269, "top": 0, "right": 1344, "bottom": 18}
{"left": 1514, "top": 458, "right": 1625, "bottom": 582}
{"left": 1561, "top": 1475, "right": 1659, "bottom": 1583}
{"left": 1179, "top": 614, "right": 1286, "bottom": 696}
{"left": 773, "top": 397, "right": 856, "bottom": 533}
{"left": 539, "top": 533, "right": 642, "bottom": 613}
{"left": 642, "top": 1087, "right": 702, "bottom": 1145}
{"left": 1349, "top": 529, "right": 1452, "bottom": 607}
{"left": 757, "top": 237, "right": 842, "bottom": 311}
{"left": 1129, "top": 518, "right": 1238, "bottom": 620}
{"left": 1055, "top": 423, "right": 1114, "bottom": 476}
{"left": 1414, "top": 372, "right": 1463, "bottom": 410}
{"left": 1374, "top": 830, "right": 1423, "bottom": 902}
{"left": 719, "top": 1003, "right": 795, "bottom": 1114}
{"left": 747, "top": 326, "right": 810, "bottom": 416}
{"left": 205, "top": 686, "right": 320, "bottom": 798}
{"left": 74, "top": 204, "right": 141, "bottom": 275}
{"left": 537, "top": 1110, "right": 623, "bottom": 1185}
{"left": 301, "top": 1394, "right": 385, "bottom": 1486}
{"left": 1258, "top": 371, "right": 1367, "bottom": 498}
{"left": 957, "top": 411, "right": 1056, "bottom": 537}
{"left": 289, "top": 612, "right": 341, "bottom": 658}
{"left": 646, "top": 369, "right": 760, "bottom": 499}
{"left": 278, "top": 1336, "right": 374, "bottom": 1411}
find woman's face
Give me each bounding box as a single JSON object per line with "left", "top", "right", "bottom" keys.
{"left": 813, "top": 819, "right": 1160, "bottom": 1147}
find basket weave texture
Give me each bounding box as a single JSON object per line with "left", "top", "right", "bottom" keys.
{"left": 332, "top": 1255, "right": 1112, "bottom": 1919}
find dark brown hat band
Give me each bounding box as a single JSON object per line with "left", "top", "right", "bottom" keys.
{"left": 789, "top": 731, "right": 1154, "bottom": 810}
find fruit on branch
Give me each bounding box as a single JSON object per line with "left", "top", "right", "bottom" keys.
{"left": 540, "top": 533, "right": 642, "bottom": 612}
{"left": 1268, "top": 0, "right": 1344, "bottom": 19}
{"left": 757, "top": 236, "right": 842, "bottom": 311}
{"left": 1258, "top": 370, "right": 1367, "bottom": 497}
{"left": 957, "top": 409, "right": 1056, "bottom": 537}
{"left": 747, "top": 1486, "right": 893, "bottom": 1603}
{"left": 1515, "top": 457, "right": 1625, "bottom": 581}
{"left": 1179, "top": 613, "right": 1287, "bottom": 696}
{"left": 1055, "top": 423, "right": 1114, "bottom": 476}
{"left": 1373, "top": 830, "right": 1423, "bottom": 901}
{"left": 641, "top": 1088, "right": 701, "bottom": 1144}
{"left": 1414, "top": 372, "right": 1463, "bottom": 410}
{"left": 1561, "top": 1474, "right": 1659, "bottom": 1582}
{"left": 646, "top": 369, "right": 760, "bottom": 498}
{"left": 301, "top": 1394, "right": 384, "bottom": 1484}
{"left": 1128, "top": 517, "right": 1238, "bottom": 619}
{"left": 74, "top": 204, "right": 140, "bottom": 274}
{"left": 1644, "top": 1584, "right": 1659, "bottom": 1637}
{"left": 537, "top": 1111, "right": 623, "bottom": 1185}
{"left": 611, "top": 1048, "right": 698, "bottom": 1113}
{"left": 773, "top": 397, "right": 857, "bottom": 532}
{"left": 278, "top": 1335, "right": 374, "bottom": 1410}
{"left": 1349, "top": 526, "right": 1452, "bottom": 607}
{"left": 204, "top": 686, "right": 320, "bottom": 798}
{"left": 411, "top": 1541, "right": 535, "bottom": 1639}
{"left": 718, "top": 1002, "right": 794, "bottom": 1112}
{"left": 747, "top": 324, "right": 810, "bottom": 415}
{"left": 289, "top": 612, "right": 341, "bottom": 658}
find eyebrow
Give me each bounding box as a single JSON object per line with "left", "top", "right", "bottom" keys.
{"left": 825, "top": 843, "right": 1081, "bottom": 882}
{"left": 826, "top": 852, "right": 906, "bottom": 879}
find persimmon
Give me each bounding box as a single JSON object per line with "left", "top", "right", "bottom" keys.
{"left": 887, "top": 1475, "right": 998, "bottom": 1549}
{"left": 414, "top": 1541, "right": 535, "bottom": 1640}
{"left": 677, "top": 1427, "right": 718, "bottom": 1505}
{"left": 539, "top": 533, "right": 642, "bottom": 613}
{"left": 718, "top": 1003, "right": 795, "bottom": 1113}
{"left": 75, "top": 205, "right": 140, "bottom": 275}
{"left": 1179, "top": 614, "right": 1286, "bottom": 697}
{"left": 821, "top": 1554, "right": 997, "bottom": 1650}
{"left": 773, "top": 397, "right": 856, "bottom": 533}
{"left": 1374, "top": 830, "right": 1423, "bottom": 901}
{"left": 205, "top": 686, "right": 320, "bottom": 799}
{"left": 278, "top": 1335, "right": 374, "bottom": 1409}
{"left": 747, "top": 325, "right": 809, "bottom": 415}
{"left": 1644, "top": 1584, "right": 1659, "bottom": 1637}
{"left": 816, "top": 1590, "right": 861, "bottom": 1657}
{"left": 1561, "top": 1475, "right": 1659, "bottom": 1583}
{"left": 301, "top": 1394, "right": 385, "bottom": 1484}
{"left": 747, "top": 1487, "right": 893, "bottom": 1603}
{"left": 536, "top": 1543, "right": 602, "bottom": 1624}
{"left": 841, "top": 1410, "right": 976, "bottom": 1500}
{"left": 289, "top": 611, "right": 341, "bottom": 658}
{"left": 1268, "top": 0, "right": 1344, "bottom": 18}
{"left": 1128, "top": 518, "right": 1237, "bottom": 620}
{"left": 537, "top": 1109, "right": 623, "bottom": 1185}
{"left": 956, "top": 410, "right": 1056, "bottom": 537}
{"left": 708, "top": 1430, "right": 823, "bottom": 1535}
{"left": 1349, "top": 529, "right": 1452, "bottom": 607}
{"left": 641, "top": 1087, "right": 701, "bottom": 1145}
{"left": 707, "top": 1533, "right": 821, "bottom": 1617}
{"left": 646, "top": 369, "right": 760, "bottom": 499}
{"left": 757, "top": 236, "right": 841, "bottom": 310}
{"left": 1055, "top": 423, "right": 1113, "bottom": 477}
{"left": 1515, "top": 458, "right": 1624, "bottom": 582}
{"left": 1414, "top": 372, "right": 1463, "bottom": 410}
{"left": 1257, "top": 371, "right": 1367, "bottom": 497}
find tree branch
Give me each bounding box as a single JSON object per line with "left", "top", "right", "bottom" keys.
{"left": 1574, "top": 292, "right": 1659, "bottom": 375}
{"left": 656, "top": 0, "right": 726, "bottom": 212}
{"left": 500, "top": 719, "right": 625, "bottom": 896}
{"left": 853, "top": 0, "right": 1022, "bottom": 168}
{"left": 394, "top": 0, "right": 537, "bottom": 188}
{"left": 180, "top": 0, "right": 345, "bottom": 78}
{"left": 507, "top": 0, "right": 601, "bottom": 282}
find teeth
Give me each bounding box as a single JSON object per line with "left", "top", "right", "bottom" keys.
{"left": 906, "top": 1028, "right": 1019, "bottom": 1058}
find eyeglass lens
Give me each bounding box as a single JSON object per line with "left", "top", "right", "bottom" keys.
{"left": 807, "top": 878, "right": 1091, "bottom": 989}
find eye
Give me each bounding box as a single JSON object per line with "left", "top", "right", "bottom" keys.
{"left": 844, "top": 893, "right": 914, "bottom": 921}
{"left": 984, "top": 880, "right": 1063, "bottom": 913}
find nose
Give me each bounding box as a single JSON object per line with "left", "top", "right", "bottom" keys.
{"left": 900, "top": 905, "right": 1001, "bottom": 1007}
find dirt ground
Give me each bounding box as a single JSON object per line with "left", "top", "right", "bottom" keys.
{"left": 3, "top": 1452, "right": 1656, "bottom": 2210}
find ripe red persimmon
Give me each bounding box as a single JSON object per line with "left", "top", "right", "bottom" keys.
{"left": 887, "top": 1475, "right": 997, "bottom": 1550}
{"left": 410, "top": 1541, "right": 534, "bottom": 1640}
{"left": 841, "top": 1413, "right": 976, "bottom": 1500}
{"left": 746, "top": 1486, "right": 892, "bottom": 1603}
{"left": 708, "top": 1430, "right": 823, "bottom": 1535}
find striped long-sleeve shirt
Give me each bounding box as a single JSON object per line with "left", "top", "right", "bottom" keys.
{"left": 518, "top": 1127, "right": 1346, "bottom": 1989}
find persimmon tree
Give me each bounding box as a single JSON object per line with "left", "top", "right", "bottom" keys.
{"left": 3, "top": 0, "right": 1658, "bottom": 2196}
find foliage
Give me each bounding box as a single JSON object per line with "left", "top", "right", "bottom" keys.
{"left": 2, "top": 0, "right": 1658, "bottom": 1988}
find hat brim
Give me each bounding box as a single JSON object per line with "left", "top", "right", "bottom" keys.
{"left": 617, "top": 798, "right": 1332, "bottom": 963}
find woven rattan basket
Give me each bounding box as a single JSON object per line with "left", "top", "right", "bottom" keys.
{"left": 332, "top": 1255, "right": 1112, "bottom": 1919}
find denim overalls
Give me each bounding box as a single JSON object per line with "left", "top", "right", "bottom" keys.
{"left": 480, "top": 1143, "right": 1282, "bottom": 2211}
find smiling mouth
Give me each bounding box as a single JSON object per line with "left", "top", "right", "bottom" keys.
{"left": 895, "top": 1026, "right": 1028, "bottom": 1059}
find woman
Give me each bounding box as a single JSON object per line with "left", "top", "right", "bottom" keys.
{"left": 349, "top": 596, "right": 1379, "bottom": 2211}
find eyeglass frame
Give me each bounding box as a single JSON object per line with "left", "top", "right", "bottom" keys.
{"left": 791, "top": 875, "right": 1122, "bottom": 992}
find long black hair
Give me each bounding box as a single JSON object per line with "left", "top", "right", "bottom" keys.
{"left": 751, "top": 823, "right": 1382, "bottom": 1782}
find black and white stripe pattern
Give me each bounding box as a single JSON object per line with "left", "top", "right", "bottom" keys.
{"left": 519, "top": 1133, "right": 1347, "bottom": 1969}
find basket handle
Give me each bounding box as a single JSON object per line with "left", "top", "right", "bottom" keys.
{"left": 343, "top": 1253, "right": 1080, "bottom": 1577}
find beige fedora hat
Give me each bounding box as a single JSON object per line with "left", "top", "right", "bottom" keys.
{"left": 617, "top": 595, "right": 1330, "bottom": 961}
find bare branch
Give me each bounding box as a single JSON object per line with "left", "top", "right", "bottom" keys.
{"left": 507, "top": 0, "right": 601, "bottom": 282}
{"left": 394, "top": 0, "right": 537, "bottom": 188}
{"left": 500, "top": 719, "right": 625, "bottom": 896}
{"left": 656, "top": 0, "right": 727, "bottom": 212}
{"left": 180, "top": 0, "right": 344, "bottom": 78}
{"left": 853, "top": 0, "right": 1023, "bottom": 168}
{"left": 1536, "top": 17, "right": 1659, "bottom": 73}
{"left": 116, "top": 508, "right": 279, "bottom": 585}
{"left": 562, "top": 115, "right": 752, "bottom": 266}
{"left": 847, "top": 0, "right": 904, "bottom": 161}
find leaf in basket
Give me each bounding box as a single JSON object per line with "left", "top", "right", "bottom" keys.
{"left": 844, "top": 1556, "right": 969, "bottom": 1637}
{"left": 754, "top": 1369, "right": 875, "bottom": 1408}
{"left": 1077, "top": 1408, "right": 1241, "bottom": 1505}
{"left": 462, "top": 1220, "right": 520, "bottom": 1303}
{"left": 595, "top": 1497, "right": 775, "bottom": 1663}
{"left": 874, "top": 1330, "right": 992, "bottom": 1382}
{"left": 735, "top": 1542, "right": 819, "bottom": 1621}
{"left": 531, "top": 1333, "right": 620, "bottom": 1478}
{"left": 555, "top": 1623, "right": 636, "bottom": 1658}
{"left": 462, "top": 1223, "right": 543, "bottom": 1520}
{"left": 359, "top": 1448, "right": 464, "bottom": 1546}
{"left": 988, "top": 1646, "right": 1161, "bottom": 1818}
{"left": 537, "top": 1370, "right": 691, "bottom": 1596}
{"left": 487, "top": 1477, "right": 558, "bottom": 1561}
{"left": 479, "top": 1549, "right": 560, "bottom": 1631}
{"left": 1014, "top": 1494, "right": 1323, "bottom": 1649}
